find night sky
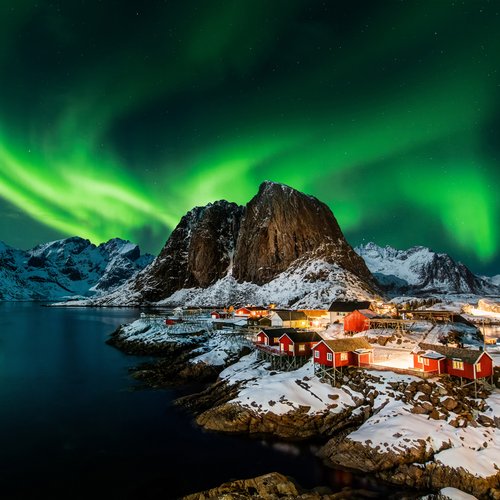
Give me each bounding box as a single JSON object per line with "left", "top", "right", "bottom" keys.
{"left": 1, "top": 1, "right": 499, "bottom": 275}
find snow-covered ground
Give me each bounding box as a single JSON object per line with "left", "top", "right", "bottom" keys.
{"left": 219, "top": 353, "right": 356, "bottom": 416}
{"left": 340, "top": 371, "right": 500, "bottom": 480}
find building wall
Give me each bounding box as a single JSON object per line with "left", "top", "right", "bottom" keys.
{"left": 475, "top": 354, "right": 493, "bottom": 378}
{"left": 280, "top": 336, "right": 314, "bottom": 357}
{"left": 256, "top": 332, "right": 268, "bottom": 345}
{"left": 344, "top": 311, "right": 370, "bottom": 333}
{"left": 445, "top": 359, "right": 476, "bottom": 379}
{"left": 313, "top": 343, "right": 334, "bottom": 366}
{"left": 355, "top": 352, "right": 372, "bottom": 366}
{"left": 334, "top": 351, "right": 354, "bottom": 367}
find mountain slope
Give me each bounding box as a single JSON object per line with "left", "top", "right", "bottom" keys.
{"left": 355, "top": 242, "right": 497, "bottom": 295}
{"left": 0, "top": 237, "right": 153, "bottom": 301}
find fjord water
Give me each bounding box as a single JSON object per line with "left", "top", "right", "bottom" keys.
{"left": 0, "top": 303, "right": 387, "bottom": 499}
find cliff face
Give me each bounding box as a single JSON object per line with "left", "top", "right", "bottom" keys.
{"left": 232, "top": 181, "right": 373, "bottom": 286}
{"left": 133, "top": 201, "right": 244, "bottom": 302}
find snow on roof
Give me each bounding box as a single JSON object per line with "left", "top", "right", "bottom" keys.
{"left": 422, "top": 351, "right": 446, "bottom": 360}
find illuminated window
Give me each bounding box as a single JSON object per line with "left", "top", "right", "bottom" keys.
{"left": 417, "top": 356, "right": 423, "bottom": 364}
{"left": 477, "top": 363, "right": 481, "bottom": 372}
{"left": 280, "top": 343, "right": 285, "bottom": 351}
{"left": 340, "top": 352, "right": 348, "bottom": 361}
{"left": 423, "top": 358, "right": 429, "bottom": 366}
{"left": 327, "top": 353, "right": 333, "bottom": 362}
{"left": 452, "top": 360, "right": 464, "bottom": 370}
{"left": 314, "top": 350, "right": 319, "bottom": 359}
{"left": 289, "top": 344, "right": 294, "bottom": 353}
{"left": 298, "top": 344, "right": 305, "bottom": 352}
{"left": 273, "top": 337, "right": 279, "bottom": 343}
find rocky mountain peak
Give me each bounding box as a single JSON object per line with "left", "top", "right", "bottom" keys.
{"left": 232, "top": 181, "right": 373, "bottom": 285}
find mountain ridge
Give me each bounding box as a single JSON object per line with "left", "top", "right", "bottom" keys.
{"left": 0, "top": 237, "right": 153, "bottom": 301}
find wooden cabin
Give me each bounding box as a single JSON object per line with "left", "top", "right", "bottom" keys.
{"left": 343, "top": 309, "right": 377, "bottom": 334}
{"left": 313, "top": 338, "right": 373, "bottom": 368}
{"left": 270, "top": 310, "right": 308, "bottom": 328}
{"left": 256, "top": 328, "right": 296, "bottom": 347}
{"left": 419, "top": 343, "right": 494, "bottom": 380}
{"left": 413, "top": 350, "right": 446, "bottom": 374}
{"left": 279, "top": 331, "right": 322, "bottom": 357}
{"left": 328, "top": 300, "right": 372, "bottom": 324}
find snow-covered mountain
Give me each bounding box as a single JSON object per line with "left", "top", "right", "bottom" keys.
{"left": 0, "top": 237, "right": 153, "bottom": 301}
{"left": 84, "top": 181, "right": 379, "bottom": 307}
{"left": 355, "top": 242, "right": 498, "bottom": 296}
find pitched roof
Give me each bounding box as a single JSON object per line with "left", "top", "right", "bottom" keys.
{"left": 260, "top": 327, "right": 297, "bottom": 338}
{"left": 328, "top": 301, "right": 371, "bottom": 312}
{"left": 279, "top": 331, "right": 322, "bottom": 343}
{"left": 318, "top": 338, "right": 373, "bottom": 352}
{"left": 419, "top": 343, "right": 491, "bottom": 364}
{"left": 272, "top": 310, "right": 307, "bottom": 321}
{"left": 353, "top": 309, "right": 378, "bottom": 319}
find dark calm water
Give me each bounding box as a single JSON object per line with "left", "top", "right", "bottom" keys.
{"left": 0, "top": 303, "right": 398, "bottom": 499}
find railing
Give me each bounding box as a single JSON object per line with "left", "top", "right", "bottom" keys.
{"left": 254, "top": 343, "right": 286, "bottom": 356}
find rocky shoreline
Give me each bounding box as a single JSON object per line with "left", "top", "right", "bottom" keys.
{"left": 109, "top": 318, "right": 500, "bottom": 499}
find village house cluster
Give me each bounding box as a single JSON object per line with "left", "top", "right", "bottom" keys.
{"left": 206, "top": 300, "right": 495, "bottom": 387}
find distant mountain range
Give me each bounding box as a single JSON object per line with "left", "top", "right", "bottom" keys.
{"left": 0, "top": 237, "right": 153, "bottom": 301}
{"left": 355, "top": 242, "right": 498, "bottom": 296}
{"left": 1, "top": 182, "right": 497, "bottom": 305}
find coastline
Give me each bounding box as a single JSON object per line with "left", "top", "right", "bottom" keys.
{"left": 109, "top": 316, "right": 500, "bottom": 499}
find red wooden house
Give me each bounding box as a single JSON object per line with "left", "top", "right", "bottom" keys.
{"left": 413, "top": 349, "right": 446, "bottom": 374}
{"left": 343, "top": 309, "right": 377, "bottom": 333}
{"left": 256, "top": 328, "right": 296, "bottom": 347}
{"left": 313, "top": 338, "right": 373, "bottom": 369}
{"left": 418, "top": 343, "right": 494, "bottom": 380}
{"left": 235, "top": 306, "right": 267, "bottom": 318}
{"left": 278, "top": 331, "right": 322, "bottom": 357}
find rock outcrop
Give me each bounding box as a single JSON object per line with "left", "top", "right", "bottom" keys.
{"left": 182, "top": 472, "right": 365, "bottom": 500}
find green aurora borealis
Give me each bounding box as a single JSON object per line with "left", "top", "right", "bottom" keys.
{"left": 0, "top": 1, "right": 499, "bottom": 274}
